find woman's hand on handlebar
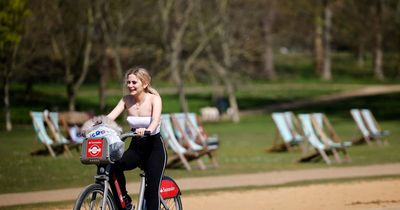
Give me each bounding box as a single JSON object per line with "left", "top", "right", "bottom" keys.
{"left": 120, "top": 130, "right": 150, "bottom": 141}
{"left": 135, "top": 128, "right": 150, "bottom": 136}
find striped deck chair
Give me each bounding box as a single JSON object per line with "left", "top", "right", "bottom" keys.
{"left": 298, "top": 114, "right": 341, "bottom": 165}
{"left": 312, "top": 113, "right": 351, "bottom": 162}
{"left": 186, "top": 113, "right": 219, "bottom": 149}
{"left": 350, "top": 109, "right": 373, "bottom": 145}
{"left": 47, "top": 111, "right": 83, "bottom": 152}
{"left": 170, "top": 113, "right": 217, "bottom": 169}
{"left": 160, "top": 114, "right": 206, "bottom": 171}
{"left": 30, "top": 111, "right": 69, "bottom": 157}
{"left": 172, "top": 113, "right": 219, "bottom": 168}
{"left": 361, "top": 109, "right": 389, "bottom": 145}
{"left": 268, "top": 112, "right": 304, "bottom": 152}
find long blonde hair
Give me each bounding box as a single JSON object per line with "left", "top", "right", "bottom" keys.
{"left": 124, "top": 67, "right": 159, "bottom": 96}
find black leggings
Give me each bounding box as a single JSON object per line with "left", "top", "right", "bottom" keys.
{"left": 112, "top": 133, "right": 167, "bottom": 210}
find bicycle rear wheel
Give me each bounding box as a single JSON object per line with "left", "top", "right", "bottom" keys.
{"left": 74, "top": 183, "right": 116, "bottom": 210}
{"left": 161, "top": 195, "right": 183, "bottom": 210}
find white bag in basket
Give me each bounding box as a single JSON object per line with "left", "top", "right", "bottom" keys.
{"left": 86, "top": 125, "right": 125, "bottom": 161}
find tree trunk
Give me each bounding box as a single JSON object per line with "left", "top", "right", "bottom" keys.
{"left": 99, "top": 58, "right": 108, "bottom": 112}
{"left": 218, "top": 0, "right": 240, "bottom": 122}
{"left": 166, "top": 0, "right": 193, "bottom": 113}
{"left": 314, "top": 10, "right": 324, "bottom": 75}
{"left": 372, "top": 0, "right": 385, "bottom": 80}
{"left": 3, "top": 73, "right": 12, "bottom": 131}
{"left": 98, "top": 1, "right": 125, "bottom": 81}
{"left": 322, "top": 0, "right": 332, "bottom": 81}
{"left": 67, "top": 80, "right": 75, "bottom": 111}
{"left": 357, "top": 43, "right": 365, "bottom": 68}
{"left": 3, "top": 42, "right": 20, "bottom": 131}
{"left": 207, "top": 48, "right": 240, "bottom": 123}
{"left": 171, "top": 38, "right": 189, "bottom": 113}
{"left": 262, "top": 0, "right": 277, "bottom": 80}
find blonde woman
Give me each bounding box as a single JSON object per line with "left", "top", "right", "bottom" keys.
{"left": 107, "top": 67, "right": 166, "bottom": 210}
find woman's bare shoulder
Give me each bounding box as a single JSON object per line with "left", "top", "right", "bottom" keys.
{"left": 148, "top": 93, "right": 161, "bottom": 102}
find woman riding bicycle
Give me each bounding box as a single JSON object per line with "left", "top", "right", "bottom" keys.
{"left": 107, "top": 67, "right": 166, "bottom": 210}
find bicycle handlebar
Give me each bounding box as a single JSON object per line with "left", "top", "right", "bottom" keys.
{"left": 119, "top": 131, "right": 151, "bottom": 141}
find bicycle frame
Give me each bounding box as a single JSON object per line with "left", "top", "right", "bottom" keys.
{"left": 78, "top": 131, "right": 182, "bottom": 210}
{"left": 93, "top": 164, "right": 180, "bottom": 210}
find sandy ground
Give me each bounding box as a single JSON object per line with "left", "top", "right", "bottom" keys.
{"left": 34, "top": 179, "right": 400, "bottom": 210}
{"left": 182, "top": 179, "right": 400, "bottom": 210}
{"left": 5, "top": 164, "right": 400, "bottom": 209}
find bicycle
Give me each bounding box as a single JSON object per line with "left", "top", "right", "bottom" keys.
{"left": 73, "top": 129, "right": 183, "bottom": 210}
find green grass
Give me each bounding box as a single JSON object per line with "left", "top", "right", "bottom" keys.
{"left": 0, "top": 112, "right": 399, "bottom": 194}
{"left": 1, "top": 62, "right": 400, "bottom": 194}
{"left": 0, "top": 82, "right": 400, "bottom": 208}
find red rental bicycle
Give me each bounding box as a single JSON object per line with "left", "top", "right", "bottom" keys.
{"left": 73, "top": 129, "right": 183, "bottom": 210}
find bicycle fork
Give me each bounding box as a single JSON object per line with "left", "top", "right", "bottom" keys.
{"left": 137, "top": 172, "right": 146, "bottom": 210}
{"left": 102, "top": 179, "right": 110, "bottom": 209}
{"left": 96, "top": 165, "right": 127, "bottom": 210}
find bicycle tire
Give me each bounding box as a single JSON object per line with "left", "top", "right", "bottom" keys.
{"left": 74, "top": 183, "right": 117, "bottom": 210}
{"left": 161, "top": 195, "right": 183, "bottom": 210}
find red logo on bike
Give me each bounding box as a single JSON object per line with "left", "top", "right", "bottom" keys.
{"left": 86, "top": 139, "right": 103, "bottom": 158}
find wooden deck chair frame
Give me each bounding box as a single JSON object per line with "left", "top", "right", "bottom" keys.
{"left": 160, "top": 114, "right": 206, "bottom": 171}
{"left": 361, "top": 109, "right": 389, "bottom": 145}
{"left": 171, "top": 113, "right": 218, "bottom": 169}
{"left": 44, "top": 111, "right": 72, "bottom": 156}
{"left": 268, "top": 112, "right": 304, "bottom": 153}
{"left": 30, "top": 111, "right": 67, "bottom": 158}
{"left": 298, "top": 114, "right": 341, "bottom": 165}
{"left": 311, "top": 113, "right": 351, "bottom": 162}
{"left": 350, "top": 109, "right": 373, "bottom": 145}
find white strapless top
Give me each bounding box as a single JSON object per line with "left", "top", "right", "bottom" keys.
{"left": 126, "top": 116, "right": 160, "bottom": 135}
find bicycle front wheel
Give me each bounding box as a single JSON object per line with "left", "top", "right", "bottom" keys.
{"left": 161, "top": 195, "right": 183, "bottom": 210}
{"left": 74, "top": 183, "right": 116, "bottom": 210}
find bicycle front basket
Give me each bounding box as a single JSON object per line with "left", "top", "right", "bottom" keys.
{"left": 80, "top": 137, "right": 112, "bottom": 165}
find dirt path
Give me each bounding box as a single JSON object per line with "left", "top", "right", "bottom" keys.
{"left": 243, "top": 84, "right": 400, "bottom": 114}
{"left": 183, "top": 179, "right": 400, "bottom": 210}
{"left": 1, "top": 163, "right": 400, "bottom": 208}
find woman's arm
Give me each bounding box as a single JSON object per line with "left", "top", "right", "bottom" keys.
{"left": 147, "top": 94, "right": 162, "bottom": 133}
{"left": 107, "top": 98, "right": 125, "bottom": 121}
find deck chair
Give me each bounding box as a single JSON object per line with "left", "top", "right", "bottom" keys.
{"left": 44, "top": 111, "right": 73, "bottom": 156}
{"left": 268, "top": 112, "right": 304, "bottom": 152}
{"left": 30, "top": 111, "right": 68, "bottom": 157}
{"left": 186, "top": 112, "right": 219, "bottom": 149}
{"left": 298, "top": 114, "right": 341, "bottom": 165}
{"left": 171, "top": 113, "right": 218, "bottom": 168}
{"left": 361, "top": 109, "right": 390, "bottom": 144}
{"left": 160, "top": 114, "right": 206, "bottom": 171}
{"left": 311, "top": 113, "right": 351, "bottom": 162}
{"left": 350, "top": 109, "right": 373, "bottom": 145}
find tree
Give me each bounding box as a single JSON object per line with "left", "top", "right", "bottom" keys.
{"left": 372, "top": 0, "right": 385, "bottom": 80}
{"left": 202, "top": 0, "right": 240, "bottom": 122}
{"left": 159, "top": 0, "right": 194, "bottom": 113}
{"left": 261, "top": 0, "right": 277, "bottom": 80}
{"left": 93, "top": 0, "right": 136, "bottom": 111}
{"left": 0, "top": 0, "right": 30, "bottom": 131}
{"left": 321, "top": 0, "right": 332, "bottom": 81}
{"left": 44, "top": 1, "right": 95, "bottom": 111}
{"left": 313, "top": 1, "right": 324, "bottom": 75}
